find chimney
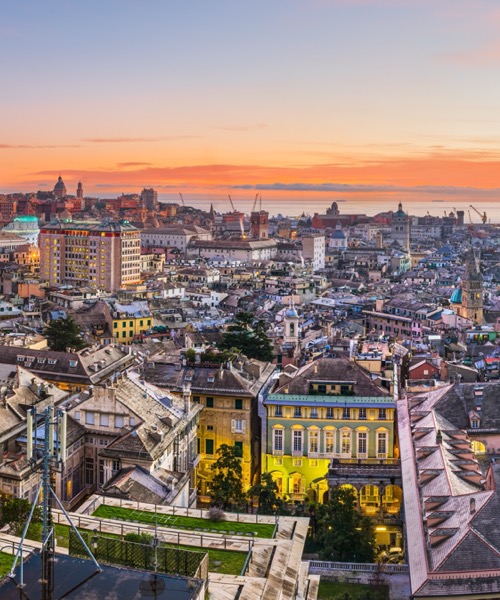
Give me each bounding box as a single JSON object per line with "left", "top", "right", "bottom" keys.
{"left": 436, "top": 430, "right": 443, "bottom": 445}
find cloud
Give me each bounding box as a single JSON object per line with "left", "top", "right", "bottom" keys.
{"left": 116, "top": 161, "right": 153, "bottom": 168}
{"left": 214, "top": 123, "right": 268, "bottom": 132}
{"left": 82, "top": 136, "right": 200, "bottom": 143}
{"left": 232, "top": 182, "right": 500, "bottom": 195}
{"left": 0, "top": 143, "right": 80, "bottom": 149}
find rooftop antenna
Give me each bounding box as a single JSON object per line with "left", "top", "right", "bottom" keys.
{"left": 10, "top": 405, "right": 101, "bottom": 595}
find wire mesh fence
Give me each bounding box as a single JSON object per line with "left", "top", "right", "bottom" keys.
{"left": 68, "top": 530, "right": 208, "bottom": 579}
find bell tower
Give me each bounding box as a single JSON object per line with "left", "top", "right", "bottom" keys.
{"left": 460, "top": 248, "right": 483, "bottom": 324}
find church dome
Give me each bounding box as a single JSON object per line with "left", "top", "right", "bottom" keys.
{"left": 393, "top": 202, "right": 407, "bottom": 218}
{"left": 285, "top": 305, "right": 298, "bottom": 318}
{"left": 53, "top": 175, "right": 67, "bottom": 198}
{"left": 450, "top": 287, "right": 463, "bottom": 304}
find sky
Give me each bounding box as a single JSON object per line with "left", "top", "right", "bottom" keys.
{"left": 2, "top": 0, "right": 500, "bottom": 213}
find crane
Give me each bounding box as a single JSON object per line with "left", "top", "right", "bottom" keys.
{"left": 179, "top": 193, "right": 185, "bottom": 207}
{"left": 227, "top": 194, "right": 236, "bottom": 212}
{"left": 251, "top": 193, "right": 259, "bottom": 213}
{"left": 470, "top": 205, "right": 487, "bottom": 224}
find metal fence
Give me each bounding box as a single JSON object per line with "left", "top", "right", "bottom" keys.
{"left": 68, "top": 530, "right": 209, "bottom": 580}
{"left": 308, "top": 560, "right": 408, "bottom": 574}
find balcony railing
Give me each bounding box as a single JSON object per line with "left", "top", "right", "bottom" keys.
{"left": 292, "top": 450, "right": 303, "bottom": 457}
{"left": 272, "top": 448, "right": 284, "bottom": 456}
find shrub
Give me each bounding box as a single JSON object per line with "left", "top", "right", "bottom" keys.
{"left": 207, "top": 507, "right": 225, "bottom": 522}
{"left": 124, "top": 532, "right": 153, "bottom": 544}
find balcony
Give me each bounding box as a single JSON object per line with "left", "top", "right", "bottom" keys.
{"left": 292, "top": 450, "right": 303, "bottom": 457}
{"left": 189, "top": 455, "right": 201, "bottom": 469}
{"left": 272, "top": 448, "right": 284, "bottom": 456}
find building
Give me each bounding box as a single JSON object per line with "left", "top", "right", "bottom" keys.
{"left": 250, "top": 210, "right": 269, "bottom": 239}
{"left": 108, "top": 300, "right": 153, "bottom": 344}
{"left": 143, "top": 355, "right": 276, "bottom": 501}
{"left": 302, "top": 234, "right": 325, "bottom": 271}
{"left": 39, "top": 219, "right": 141, "bottom": 292}
{"left": 458, "top": 248, "right": 483, "bottom": 324}
{"left": 53, "top": 175, "right": 67, "bottom": 199}
{"left": 391, "top": 202, "right": 410, "bottom": 252}
{"left": 399, "top": 383, "right": 500, "bottom": 598}
{"left": 140, "top": 225, "right": 212, "bottom": 252}
{"left": 189, "top": 238, "right": 277, "bottom": 263}
{"left": 140, "top": 187, "right": 158, "bottom": 211}
{"left": 2, "top": 216, "right": 40, "bottom": 246}
{"left": 263, "top": 357, "right": 397, "bottom": 506}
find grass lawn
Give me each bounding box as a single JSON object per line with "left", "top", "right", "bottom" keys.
{"left": 25, "top": 522, "right": 247, "bottom": 576}
{"left": 318, "top": 579, "right": 389, "bottom": 600}
{"left": 92, "top": 505, "right": 276, "bottom": 538}
{"left": 0, "top": 552, "right": 13, "bottom": 577}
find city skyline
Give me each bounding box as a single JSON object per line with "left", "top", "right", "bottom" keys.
{"left": 2, "top": 1, "right": 500, "bottom": 206}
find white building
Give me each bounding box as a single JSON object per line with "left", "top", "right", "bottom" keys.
{"left": 302, "top": 234, "right": 325, "bottom": 271}
{"left": 2, "top": 216, "right": 40, "bottom": 247}
{"left": 141, "top": 226, "right": 212, "bottom": 252}
{"left": 189, "top": 239, "right": 277, "bottom": 263}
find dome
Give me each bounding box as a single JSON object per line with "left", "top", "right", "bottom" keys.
{"left": 450, "top": 287, "right": 463, "bottom": 304}
{"left": 285, "top": 305, "right": 298, "bottom": 318}
{"left": 54, "top": 176, "right": 65, "bottom": 191}
{"left": 394, "top": 202, "right": 407, "bottom": 218}
{"left": 332, "top": 229, "right": 346, "bottom": 239}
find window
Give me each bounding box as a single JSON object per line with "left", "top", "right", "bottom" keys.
{"left": 115, "top": 415, "right": 124, "bottom": 428}
{"left": 74, "top": 411, "right": 80, "bottom": 422}
{"left": 85, "top": 412, "right": 95, "bottom": 425}
{"left": 205, "top": 439, "right": 214, "bottom": 455}
{"left": 206, "top": 397, "right": 214, "bottom": 408}
{"left": 273, "top": 429, "right": 283, "bottom": 452}
{"left": 293, "top": 430, "right": 303, "bottom": 454}
{"left": 294, "top": 407, "right": 302, "bottom": 418}
{"left": 234, "top": 441, "right": 243, "bottom": 456}
{"left": 193, "top": 396, "right": 200, "bottom": 403}
{"left": 326, "top": 407, "right": 334, "bottom": 419}
{"left": 112, "top": 460, "right": 120, "bottom": 473}
{"left": 85, "top": 457, "right": 94, "bottom": 485}
{"left": 234, "top": 398, "right": 243, "bottom": 410}
{"left": 341, "top": 430, "right": 351, "bottom": 456}
{"left": 207, "top": 425, "right": 214, "bottom": 431}
{"left": 379, "top": 408, "right": 387, "bottom": 420}
{"left": 130, "top": 417, "right": 136, "bottom": 427}
{"left": 357, "top": 431, "right": 368, "bottom": 457}
{"left": 377, "top": 431, "right": 388, "bottom": 457}
{"left": 129, "top": 321, "right": 133, "bottom": 327}
{"left": 471, "top": 420, "right": 479, "bottom": 429}
{"left": 309, "top": 459, "right": 318, "bottom": 467}
{"left": 232, "top": 419, "right": 245, "bottom": 433}
{"left": 274, "top": 406, "right": 283, "bottom": 417}
{"left": 274, "top": 457, "right": 283, "bottom": 466}
{"left": 100, "top": 414, "right": 109, "bottom": 427}
{"left": 325, "top": 430, "right": 335, "bottom": 454}
{"left": 358, "top": 408, "right": 367, "bottom": 420}
{"left": 293, "top": 458, "right": 303, "bottom": 467}
{"left": 309, "top": 430, "right": 319, "bottom": 454}
{"left": 113, "top": 322, "right": 117, "bottom": 329}
{"left": 318, "top": 384, "right": 326, "bottom": 394}
{"left": 310, "top": 408, "right": 318, "bottom": 419}
{"left": 342, "top": 407, "right": 351, "bottom": 420}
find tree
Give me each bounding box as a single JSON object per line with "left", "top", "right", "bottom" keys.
{"left": 247, "top": 472, "right": 287, "bottom": 515}
{"left": 210, "top": 444, "right": 244, "bottom": 510}
{"left": 316, "top": 486, "right": 376, "bottom": 563}
{"left": 44, "top": 317, "right": 86, "bottom": 352}
{"left": 0, "top": 496, "right": 41, "bottom": 535}
{"left": 218, "top": 312, "right": 274, "bottom": 362}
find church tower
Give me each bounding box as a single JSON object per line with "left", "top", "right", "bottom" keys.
{"left": 283, "top": 301, "right": 300, "bottom": 348}
{"left": 391, "top": 202, "right": 410, "bottom": 252}
{"left": 250, "top": 210, "right": 269, "bottom": 239}
{"left": 76, "top": 181, "right": 83, "bottom": 199}
{"left": 459, "top": 248, "right": 483, "bottom": 324}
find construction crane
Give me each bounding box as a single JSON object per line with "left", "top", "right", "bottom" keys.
{"left": 228, "top": 194, "right": 236, "bottom": 212}
{"left": 179, "top": 193, "right": 185, "bottom": 206}
{"left": 470, "top": 205, "right": 487, "bottom": 224}
{"left": 251, "top": 193, "right": 259, "bottom": 213}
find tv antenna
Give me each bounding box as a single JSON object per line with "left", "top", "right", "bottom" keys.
{"left": 9, "top": 405, "right": 101, "bottom": 597}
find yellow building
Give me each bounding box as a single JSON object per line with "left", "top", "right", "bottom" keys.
{"left": 110, "top": 301, "right": 152, "bottom": 343}
{"left": 143, "top": 357, "right": 276, "bottom": 503}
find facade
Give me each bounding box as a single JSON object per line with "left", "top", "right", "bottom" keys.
{"left": 39, "top": 219, "right": 141, "bottom": 292}
{"left": 189, "top": 239, "right": 278, "bottom": 263}
{"left": 143, "top": 356, "right": 276, "bottom": 501}
{"left": 2, "top": 216, "right": 40, "bottom": 246}
{"left": 302, "top": 234, "right": 325, "bottom": 271}
{"left": 250, "top": 210, "right": 269, "bottom": 239}
{"left": 141, "top": 226, "right": 212, "bottom": 252}
{"left": 108, "top": 300, "right": 152, "bottom": 343}
{"left": 263, "top": 357, "right": 397, "bottom": 505}
{"left": 140, "top": 187, "right": 158, "bottom": 211}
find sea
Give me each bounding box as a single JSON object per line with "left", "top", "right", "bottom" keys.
{"left": 165, "top": 195, "right": 500, "bottom": 223}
